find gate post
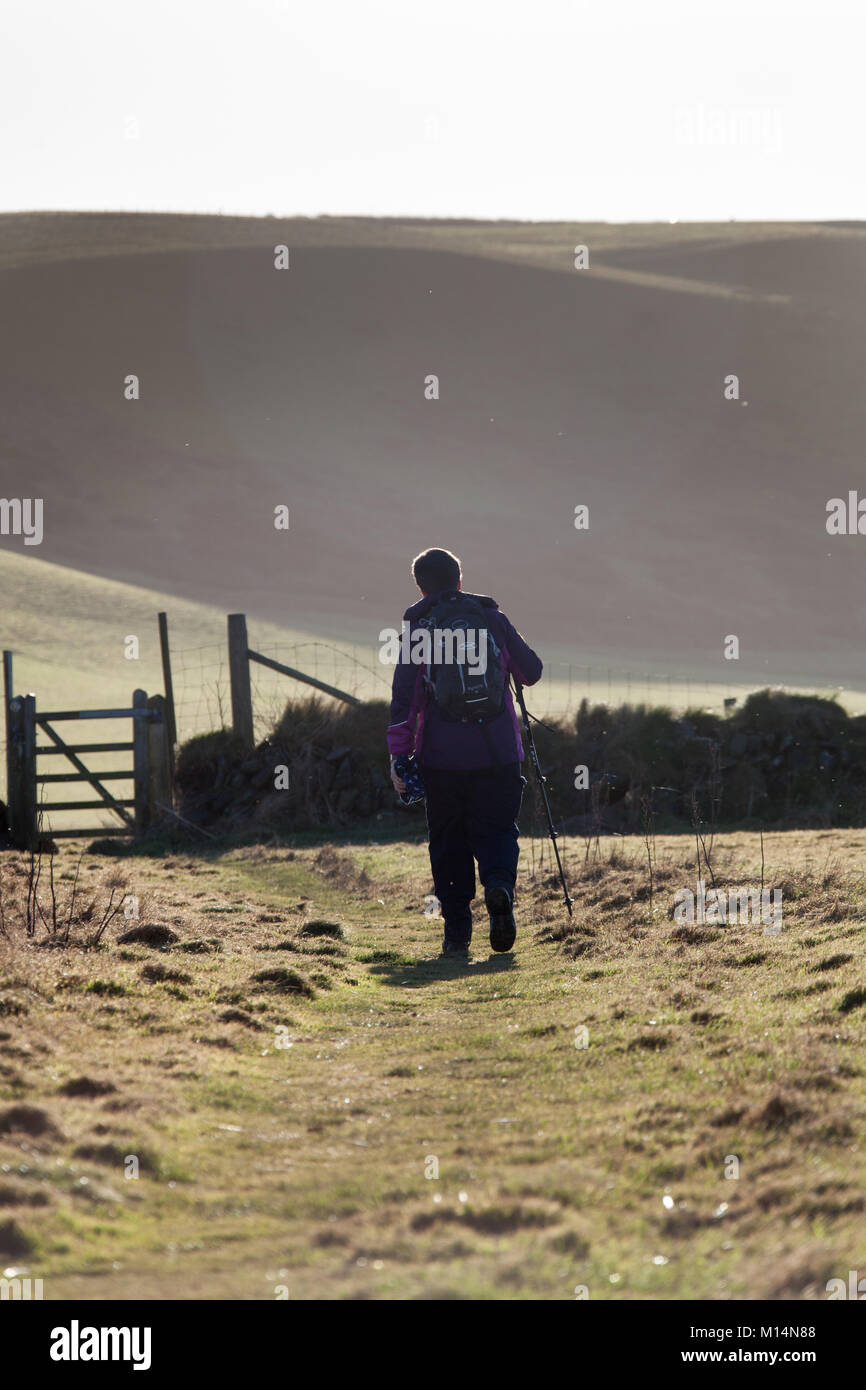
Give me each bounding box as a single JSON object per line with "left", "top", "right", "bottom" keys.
{"left": 132, "top": 689, "right": 149, "bottom": 836}
{"left": 147, "top": 694, "right": 172, "bottom": 825}
{"left": 3, "top": 651, "right": 12, "bottom": 809}
{"left": 228, "top": 613, "right": 254, "bottom": 750}
{"left": 7, "top": 693, "right": 37, "bottom": 850}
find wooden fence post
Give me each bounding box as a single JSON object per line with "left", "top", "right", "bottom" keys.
{"left": 132, "top": 689, "right": 149, "bottom": 836}
{"left": 3, "top": 650, "right": 12, "bottom": 816}
{"left": 7, "top": 693, "right": 37, "bottom": 850}
{"left": 157, "top": 613, "right": 177, "bottom": 780}
{"left": 6, "top": 695, "right": 23, "bottom": 846}
{"left": 147, "top": 694, "right": 171, "bottom": 826}
{"left": 22, "top": 695, "right": 37, "bottom": 848}
{"left": 227, "top": 613, "right": 254, "bottom": 750}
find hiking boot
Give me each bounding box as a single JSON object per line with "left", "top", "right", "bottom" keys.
{"left": 486, "top": 884, "right": 516, "bottom": 952}
{"left": 440, "top": 906, "right": 471, "bottom": 957}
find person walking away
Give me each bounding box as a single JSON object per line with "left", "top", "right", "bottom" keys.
{"left": 387, "top": 547, "right": 543, "bottom": 955}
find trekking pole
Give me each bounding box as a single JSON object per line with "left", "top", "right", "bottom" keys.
{"left": 512, "top": 680, "right": 573, "bottom": 917}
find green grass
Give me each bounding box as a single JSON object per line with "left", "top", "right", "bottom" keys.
{"left": 1, "top": 828, "right": 865, "bottom": 1299}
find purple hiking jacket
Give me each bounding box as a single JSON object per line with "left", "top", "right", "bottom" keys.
{"left": 386, "top": 590, "right": 543, "bottom": 771}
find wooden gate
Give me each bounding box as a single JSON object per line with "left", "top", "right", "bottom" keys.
{"left": 5, "top": 689, "right": 171, "bottom": 849}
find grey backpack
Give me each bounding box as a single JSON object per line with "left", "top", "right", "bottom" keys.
{"left": 423, "top": 593, "right": 504, "bottom": 722}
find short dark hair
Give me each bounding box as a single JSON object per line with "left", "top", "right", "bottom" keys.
{"left": 411, "top": 547, "right": 462, "bottom": 595}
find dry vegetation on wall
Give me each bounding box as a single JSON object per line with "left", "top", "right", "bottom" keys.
{"left": 170, "top": 690, "right": 866, "bottom": 837}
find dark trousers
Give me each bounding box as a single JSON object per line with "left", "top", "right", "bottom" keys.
{"left": 423, "top": 763, "right": 526, "bottom": 943}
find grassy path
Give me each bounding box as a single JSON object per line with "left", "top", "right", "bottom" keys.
{"left": 1, "top": 831, "right": 865, "bottom": 1299}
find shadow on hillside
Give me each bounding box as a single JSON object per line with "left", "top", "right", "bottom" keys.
{"left": 367, "top": 951, "right": 518, "bottom": 988}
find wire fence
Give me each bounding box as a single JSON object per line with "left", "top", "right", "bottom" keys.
{"left": 171, "top": 636, "right": 397, "bottom": 746}
{"left": 168, "top": 634, "right": 866, "bottom": 743}
{"left": 245, "top": 639, "right": 394, "bottom": 741}
{"left": 171, "top": 642, "right": 232, "bottom": 746}
{"left": 3, "top": 629, "right": 862, "bottom": 806}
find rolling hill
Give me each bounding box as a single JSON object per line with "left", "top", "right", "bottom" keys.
{"left": 1, "top": 212, "right": 864, "bottom": 697}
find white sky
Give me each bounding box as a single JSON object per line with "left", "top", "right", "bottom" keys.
{"left": 1, "top": 0, "right": 863, "bottom": 221}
